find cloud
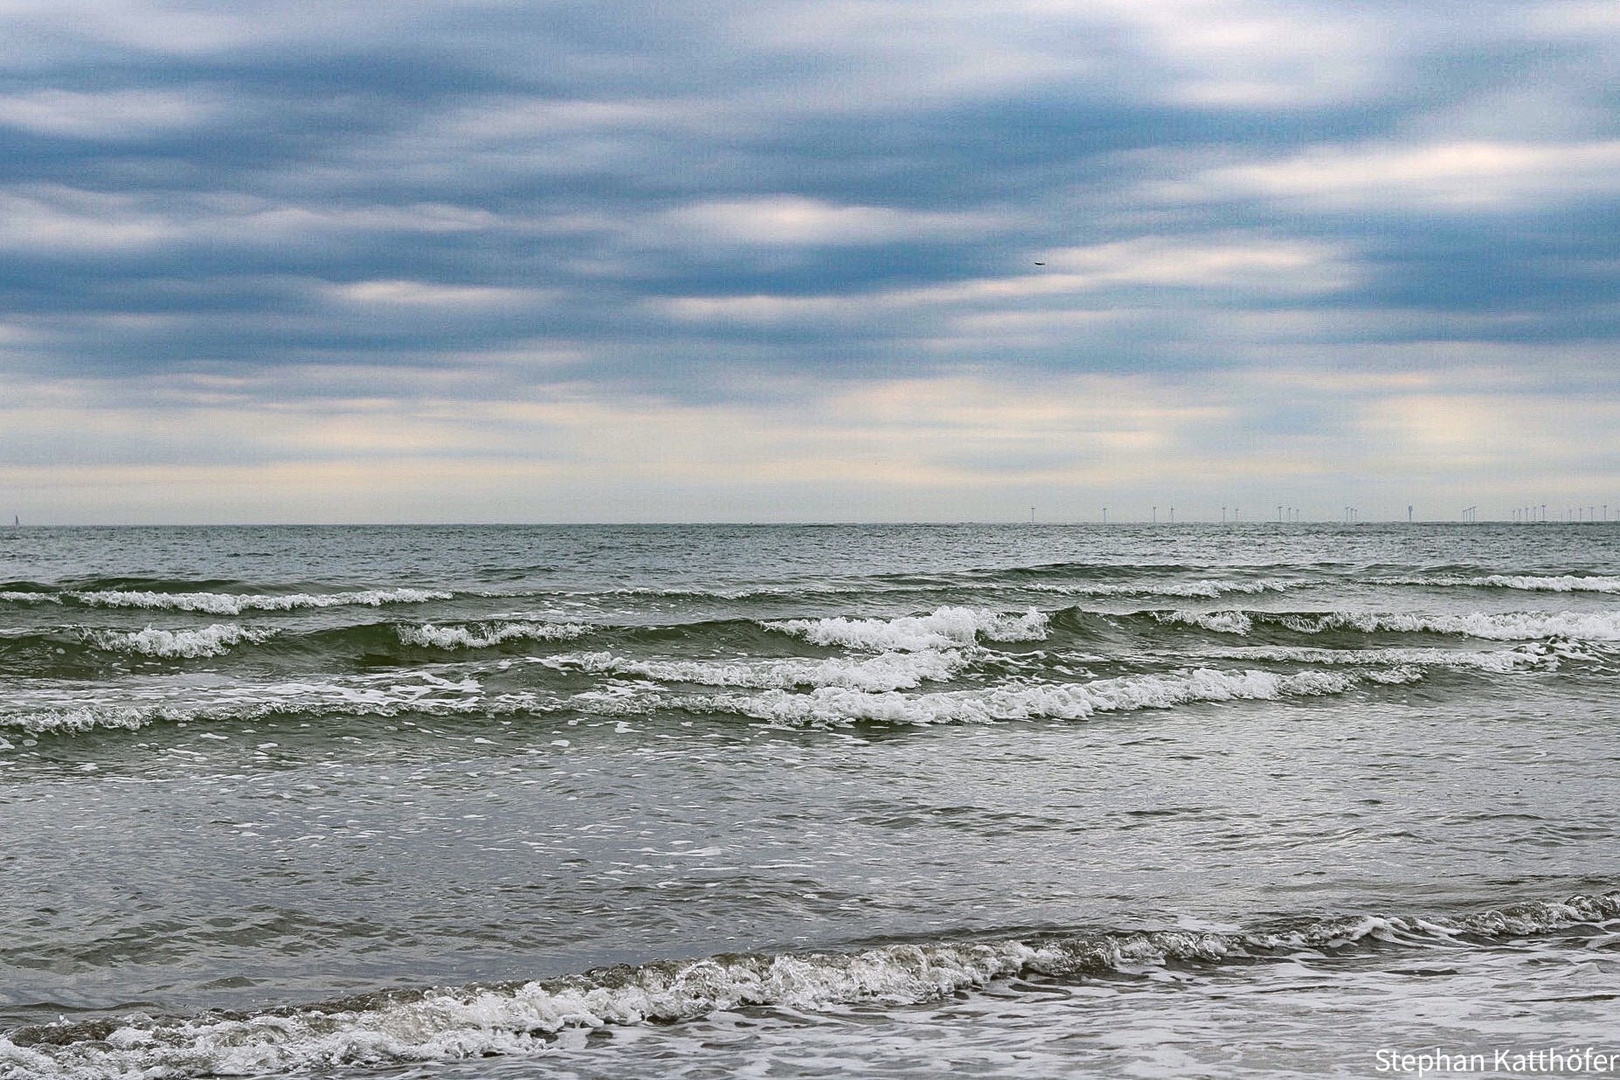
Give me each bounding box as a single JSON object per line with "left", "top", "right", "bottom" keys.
{"left": 654, "top": 196, "right": 1003, "bottom": 247}
{"left": 323, "top": 280, "right": 553, "bottom": 308}
{"left": 0, "top": 0, "right": 1617, "bottom": 520}
{"left": 0, "top": 186, "right": 179, "bottom": 252}
{"left": 1081, "top": 0, "right": 1394, "bottom": 108}
{"left": 1157, "top": 140, "right": 1620, "bottom": 210}
{"left": 0, "top": 88, "right": 220, "bottom": 138}
{"left": 652, "top": 234, "right": 1356, "bottom": 369}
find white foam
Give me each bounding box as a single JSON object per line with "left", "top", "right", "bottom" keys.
{"left": 72, "top": 587, "right": 451, "bottom": 614}
{"left": 398, "top": 622, "right": 590, "bottom": 649}
{"left": 1391, "top": 574, "right": 1620, "bottom": 593}
{"left": 1285, "top": 610, "right": 1620, "bottom": 641}
{"left": 549, "top": 648, "right": 967, "bottom": 692}
{"left": 0, "top": 706, "right": 166, "bottom": 735}
{"left": 769, "top": 606, "right": 1049, "bottom": 652}
{"left": 1213, "top": 644, "right": 1551, "bottom": 674}
{"left": 1032, "top": 579, "right": 1294, "bottom": 599}
{"left": 0, "top": 944, "right": 1045, "bottom": 1077}
{"left": 0, "top": 937, "right": 1245, "bottom": 1077}
{"left": 84, "top": 623, "right": 277, "bottom": 658}
{"left": 1471, "top": 574, "right": 1620, "bottom": 592}
{"left": 703, "top": 667, "right": 1360, "bottom": 727}
{"left": 1155, "top": 610, "right": 1254, "bottom": 634}
{"left": 9, "top": 892, "right": 1612, "bottom": 1078}
{"left": 1158, "top": 608, "right": 1620, "bottom": 643}
{"left": 0, "top": 591, "right": 60, "bottom": 604}
{"left": 1362, "top": 666, "right": 1423, "bottom": 685}
{"left": 0, "top": 673, "right": 563, "bottom": 736}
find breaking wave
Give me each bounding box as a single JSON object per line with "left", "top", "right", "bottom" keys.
{"left": 547, "top": 648, "right": 968, "bottom": 693}
{"left": 1153, "top": 610, "right": 1255, "bottom": 635}
{"left": 71, "top": 588, "right": 450, "bottom": 614}
{"left": 1390, "top": 574, "right": 1620, "bottom": 593}
{"left": 1289, "top": 610, "right": 1620, "bottom": 640}
{"left": 768, "top": 606, "right": 1049, "bottom": 652}
{"left": 0, "top": 673, "right": 556, "bottom": 736}
{"left": 397, "top": 622, "right": 590, "bottom": 649}
{"left": 83, "top": 624, "right": 278, "bottom": 658}
{"left": 1030, "top": 579, "right": 1298, "bottom": 599}
{"left": 0, "top": 590, "right": 61, "bottom": 605}
{"left": 699, "top": 666, "right": 1373, "bottom": 727}
{"left": 1209, "top": 643, "right": 1556, "bottom": 674}
{"left": 1154, "top": 608, "right": 1620, "bottom": 642}
{"left": 3, "top": 892, "right": 1614, "bottom": 1079}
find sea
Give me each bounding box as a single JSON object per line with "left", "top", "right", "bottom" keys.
{"left": 1, "top": 523, "right": 1617, "bottom": 1079}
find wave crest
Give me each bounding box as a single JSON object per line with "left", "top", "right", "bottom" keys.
{"left": 5, "top": 893, "right": 1615, "bottom": 1078}
{"left": 84, "top": 624, "right": 276, "bottom": 658}
{"left": 1289, "top": 610, "right": 1620, "bottom": 641}
{"left": 701, "top": 667, "right": 1363, "bottom": 727}
{"left": 768, "top": 606, "right": 1049, "bottom": 652}
{"left": 397, "top": 622, "right": 589, "bottom": 649}
{"left": 549, "top": 648, "right": 967, "bottom": 692}
{"left": 72, "top": 587, "right": 450, "bottom": 614}
{"left": 1155, "top": 608, "right": 1620, "bottom": 642}
{"left": 1391, "top": 574, "right": 1620, "bottom": 593}
{"left": 1032, "top": 579, "right": 1294, "bottom": 599}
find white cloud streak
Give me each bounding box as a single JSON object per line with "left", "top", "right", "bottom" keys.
{"left": 1157, "top": 140, "right": 1620, "bottom": 210}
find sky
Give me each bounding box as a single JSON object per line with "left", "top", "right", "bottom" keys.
{"left": 1, "top": 0, "right": 1618, "bottom": 524}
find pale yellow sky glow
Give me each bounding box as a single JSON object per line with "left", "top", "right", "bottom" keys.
{"left": 4, "top": 363, "right": 1611, "bottom": 523}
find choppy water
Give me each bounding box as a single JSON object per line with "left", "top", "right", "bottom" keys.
{"left": 2, "top": 523, "right": 1617, "bottom": 1078}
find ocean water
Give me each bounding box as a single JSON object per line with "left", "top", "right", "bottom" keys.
{"left": 1, "top": 523, "right": 1617, "bottom": 1079}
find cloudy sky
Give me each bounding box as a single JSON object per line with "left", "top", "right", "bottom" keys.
{"left": 2, "top": 0, "right": 1617, "bottom": 523}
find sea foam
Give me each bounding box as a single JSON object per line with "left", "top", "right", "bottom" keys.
{"left": 84, "top": 623, "right": 277, "bottom": 658}
{"left": 72, "top": 587, "right": 450, "bottom": 614}
{"left": 1157, "top": 608, "right": 1620, "bottom": 642}
{"left": 548, "top": 648, "right": 968, "bottom": 692}
{"left": 1211, "top": 644, "right": 1552, "bottom": 674}
{"left": 1286, "top": 610, "right": 1620, "bottom": 641}
{"left": 702, "top": 667, "right": 1363, "bottom": 727}
{"left": 1031, "top": 579, "right": 1296, "bottom": 599}
{"left": 1391, "top": 574, "right": 1620, "bottom": 593}
{"left": 4, "top": 893, "right": 1613, "bottom": 1079}
{"left": 768, "top": 606, "right": 1049, "bottom": 651}
{"left": 1154, "top": 610, "right": 1254, "bottom": 634}
{"left": 397, "top": 622, "right": 590, "bottom": 649}
{"left": 0, "top": 673, "right": 560, "bottom": 736}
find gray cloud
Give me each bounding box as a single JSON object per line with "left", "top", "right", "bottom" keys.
{"left": 1, "top": 0, "right": 1617, "bottom": 519}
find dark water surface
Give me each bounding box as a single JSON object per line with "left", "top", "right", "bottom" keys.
{"left": 1, "top": 524, "right": 1617, "bottom": 1077}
